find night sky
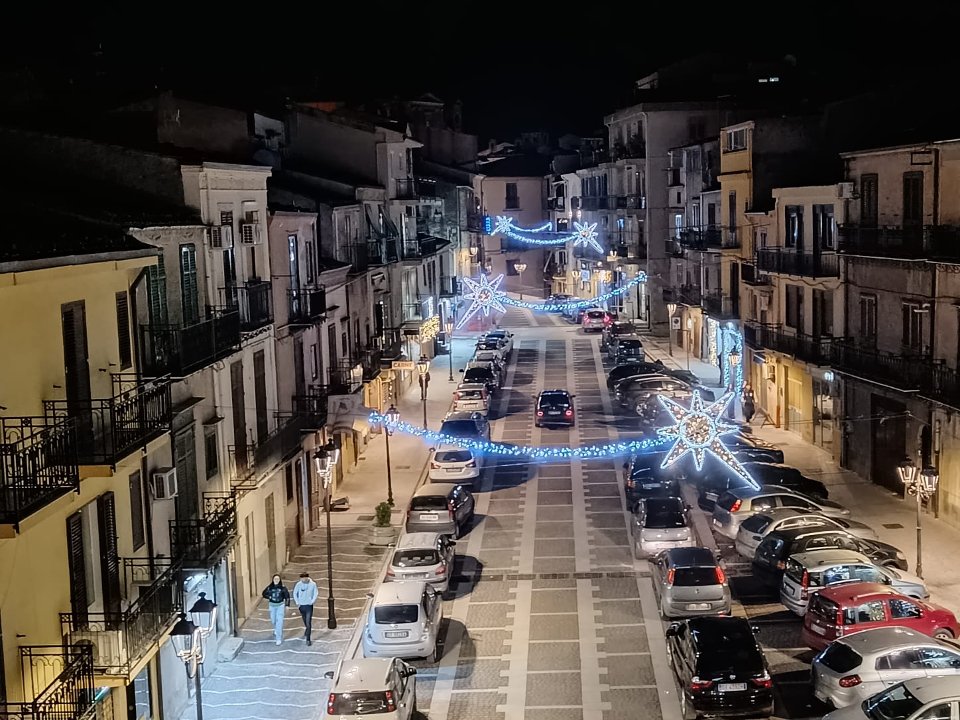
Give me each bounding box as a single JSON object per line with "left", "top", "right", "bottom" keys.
{"left": 3, "top": 3, "right": 958, "bottom": 143}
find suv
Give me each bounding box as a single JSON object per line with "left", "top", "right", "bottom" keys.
{"left": 666, "top": 616, "right": 774, "bottom": 719}
{"left": 602, "top": 320, "right": 640, "bottom": 351}
{"left": 652, "top": 547, "right": 732, "bottom": 618}
{"left": 461, "top": 365, "right": 499, "bottom": 393}
{"left": 610, "top": 337, "right": 646, "bottom": 365}
{"left": 405, "top": 483, "right": 475, "bottom": 538}
{"left": 753, "top": 527, "right": 907, "bottom": 589}
{"left": 801, "top": 582, "right": 959, "bottom": 651}
{"left": 483, "top": 329, "right": 514, "bottom": 357}
{"left": 607, "top": 361, "right": 668, "bottom": 389}
{"left": 362, "top": 581, "right": 443, "bottom": 661}
{"left": 439, "top": 411, "right": 490, "bottom": 442}
{"left": 582, "top": 308, "right": 610, "bottom": 332}
{"left": 534, "top": 389, "right": 575, "bottom": 427}
{"left": 781, "top": 549, "right": 928, "bottom": 616}
{"left": 743, "top": 462, "right": 829, "bottom": 500}
{"left": 386, "top": 532, "right": 456, "bottom": 593}
{"left": 712, "top": 486, "right": 850, "bottom": 540}
{"left": 324, "top": 658, "right": 418, "bottom": 719}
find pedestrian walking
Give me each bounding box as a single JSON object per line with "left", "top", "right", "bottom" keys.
{"left": 742, "top": 382, "right": 756, "bottom": 424}
{"left": 293, "top": 571, "right": 319, "bottom": 645}
{"left": 262, "top": 574, "right": 290, "bottom": 645}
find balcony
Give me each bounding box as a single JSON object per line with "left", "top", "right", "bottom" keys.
{"left": 140, "top": 307, "right": 241, "bottom": 376}
{"left": 43, "top": 375, "right": 172, "bottom": 467}
{"left": 702, "top": 292, "right": 737, "bottom": 319}
{"left": 401, "top": 303, "right": 423, "bottom": 323}
{"left": 677, "top": 226, "right": 722, "bottom": 250}
{"left": 439, "top": 276, "right": 460, "bottom": 297}
{"left": 293, "top": 385, "right": 329, "bottom": 430}
{"left": 837, "top": 224, "right": 927, "bottom": 258}
{"left": 624, "top": 194, "right": 645, "bottom": 210}
{"left": 464, "top": 212, "right": 484, "bottom": 233}
{"left": 667, "top": 168, "right": 682, "bottom": 187}
{"left": 2, "top": 644, "right": 97, "bottom": 720}
{"left": 830, "top": 340, "right": 931, "bottom": 391}
{"left": 329, "top": 359, "right": 364, "bottom": 395}
{"left": 414, "top": 178, "right": 440, "bottom": 198}
{"left": 169, "top": 491, "right": 237, "bottom": 569}
{"left": 922, "top": 365, "right": 960, "bottom": 411}
{"left": 547, "top": 197, "right": 565, "bottom": 211}
{"left": 666, "top": 240, "right": 685, "bottom": 258}
{"left": 360, "top": 347, "right": 382, "bottom": 382}
{"left": 743, "top": 323, "right": 833, "bottom": 365}
{"left": 395, "top": 178, "right": 417, "bottom": 200}
{"left": 287, "top": 287, "right": 327, "bottom": 325}
{"left": 60, "top": 559, "right": 181, "bottom": 680}
{"left": 402, "top": 236, "right": 448, "bottom": 261}
{"left": 721, "top": 227, "right": 741, "bottom": 249}
{"left": 740, "top": 263, "right": 771, "bottom": 286}
{"left": 1, "top": 416, "right": 79, "bottom": 530}
{"left": 221, "top": 280, "right": 273, "bottom": 332}
{"left": 756, "top": 249, "right": 840, "bottom": 277}
{"left": 231, "top": 414, "right": 305, "bottom": 491}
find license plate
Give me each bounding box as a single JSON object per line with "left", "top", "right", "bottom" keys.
{"left": 447, "top": 468, "right": 461, "bottom": 472}
{"left": 384, "top": 631, "right": 408, "bottom": 638}
{"left": 713, "top": 518, "right": 722, "bottom": 528}
{"left": 420, "top": 513, "right": 438, "bottom": 521}
{"left": 785, "top": 585, "right": 795, "bottom": 596}
{"left": 719, "top": 683, "right": 747, "bottom": 693}
{"left": 811, "top": 623, "right": 826, "bottom": 636}
{"left": 548, "top": 411, "right": 561, "bottom": 415}
{"left": 687, "top": 603, "right": 710, "bottom": 611}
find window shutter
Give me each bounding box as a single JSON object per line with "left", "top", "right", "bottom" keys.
{"left": 180, "top": 244, "right": 199, "bottom": 326}
{"left": 97, "top": 492, "right": 122, "bottom": 618}
{"left": 66, "top": 512, "right": 88, "bottom": 622}
{"left": 116, "top": 292, "right": 132, "bottom": 370}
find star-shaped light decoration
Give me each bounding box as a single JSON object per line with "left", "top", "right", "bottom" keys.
{"left": 456, "top": 273, "right": 507, "bottom": 329}
{"left": 656, "top": 390, "right": 759, "bottom": 489}
{"left": 493, "top": 215, "right": 514, "bottom": 235}
{"left": 572, "top": 221, "right": 603, "bottom": 253}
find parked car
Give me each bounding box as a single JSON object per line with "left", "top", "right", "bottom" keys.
{"left": 483, "top": 329, "right": 514, "bottom": 357}
{"left": 362, "top": 581, "right": 443, "bottom": 661}
{"left": 323, "top": 658, "right": 418, "bottom": 719}
{"left": 712, "top": 485, "right": 850, "bottom": 541}
{"left": 472, "top": 349, "right": 505, "bottom": 373}
{"left": 610, "top": 337, "right": 646, "bottom": 365}
{"left": 743, "top": 462, "right": 829, "bottom": 499}
{"left": 534, "top": 389, "right": 575, "bottom": 428}
{"left": 602, "top": 320, "right": 640, "bottom": 351}
{"left": 405, "top": 483, "right": 475, "bottom": 538}
{"left": 801, "top": 583, "right": 959, "bottom": 651}
{"left": 617, "top": 375, "right": 694, "bottom": 416}
{"left": 623, "top": 452, "right": 681, "bottom": 505}
{"left": 386, "top": 532, "right": 456, "bottom": 592}
{"left": 475, "top": 338, "right": 507, "bottom": 356}
{"left": 781, "top": 549, "right": 928, "bottom": 616}
{"left": 465, "top": 359, "right": 503, "bottom": 385}
{"left": 429, "top": 444, "right": 482, "bottom": 484}
{"left": 452, "top": 385, "right": 489, "bottom": 416}
{"left": 461, "top": 365, "right": 499, "bottom": 393}
{"left": 439, "top": 411, "right": 490, "bottom": 442}
{"left": 630, "top": 496, "right": 694, "bottom": 557}
{"left": 696, "top": 465, "right": 756, "bottom": 511}
{"left": 735, "top": 508, "right": 878, "bottom": 560}
{"left": 651, "top": 547, "right": 731, "bottom": 618}
{"left": 719, "top": 432, "right": 785, "bottom": 464}
{"left": 754, "top": 527, "right": 907, "bottom": 588}
{"left": 666, "top": 616, "right": 774, "bottom": 719}
{"left": 582, "top": 307, "right": 610, "bottom": 332}
{"left": 547, "top": 293, "right": 573, "bottom": 310}
{"left": 821, "top": 675, "right": 960, "bottom": 720}
{"left": 607, "top": 361, "right": 668, "bottom": 389}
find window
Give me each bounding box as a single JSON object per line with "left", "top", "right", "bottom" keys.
{"left": 305, "top": 239, "right": 317, "bottom": 284}
{"left": 311, "top": 343, "right": 320, "bottom": 380}
{"left": 889, "top": 597, "right": 923, "bottom": 619}
{"left": 505, "top": 183, "right": 519, "bottom": 209}
{"left": 725, "top": 127, "right": 747, "bottom": 152}
{"left": 129, "top": 472, "right": 145, "bottom": 551}
{"left": 147, "top": 257, "right": 168, "bottom": 326}
{"left": 915, "top": 704, "right": 953, "bottom": 720}
{"left": 785, "top": 206, "right": 804, "bottom": 249}
{"left": 204, "top": 429, "right": 219, "bottom": 478}
{"left": 219, "top": 210, "right": 233, "bottom": 227}
{"left": 902, "top": 302, "right": 924, "bottom": 351}
{"left": 253, "top": 350, "right": 268, "bottom": 442}
{"left": 860, "top": 174, "right": 879, "bottom": 227}
{"left": 785, "top": 285, "right": 804, "bottom": 331}
{"left": 916, "top": 648, "right": 960, "bottom": 669}
{"left": 903, "top": 171, "right": 924, "bottom": 227}
{"left": 179, "top": 243, "right": 199, "bottom": 326}
{"left": 285, "top": 463, "right": 295, "bottom": 504}
{"left": 813, "top": 204, "right": 835, "bottom": 250}
{"left": 673, "top": 213, "right": 683, "bottom": 239}
{"left": 860, "top": 295, "right": 878, "bottom": 346}
{"left": 854, "top": 600, "right": 886, "bottom": 623}
{"left": 115, "top": 292, "right": 132, "bottom": 370}
{"left": 875, "top": 650, "right": 922, "bottom": 671}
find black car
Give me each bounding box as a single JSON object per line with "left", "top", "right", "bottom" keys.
{"left": 623, "top": 452, "right": 681, "bottom": 505}
{"left": 535, "top": 389, "right": 575, "bottom": 427}
{"left": 666, "top": 616, "right": 774, "bottom": 719}
{"left": 601, "top": 320, "right": 641, "bottom": 349}
{"left": 742, "top": 463, "right": 828, "bottom": 499}
{"left": 721, "top": 433, "right": 784, "bottom": 464}
{"left": 462, "top": 366, "right": 497, "bottom": 393}
{"left": 696, "top": 465, "right": 755, "bottom": 511}
{"left": 607, "top": 361, "right": 668, "bottom": 390}
{"left": 752, "top": 527, "right": 908, "bottom": 588}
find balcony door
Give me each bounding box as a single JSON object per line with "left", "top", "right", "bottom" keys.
{"left": 860, "top": 174, "right": 878, "bottom": 227}
{"left": 288, "top": 234, "right": 301, "bottom": 317}
{"left": 230, "top": 361, "right": 247, "bottom": 473}
{"left": 174, "top": 428, "right": 198, "bottom": 522}
{"left": 96, "top": 492, "right": 122, "bottom": 618}
{"left": 61, "top": 301, "right": 93, "bottom": 452}
{"left": 903, "top": 172, "right": 924, "bottom": 238}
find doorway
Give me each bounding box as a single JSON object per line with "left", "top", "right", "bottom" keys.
{"left": 264, "top": 493, "right": 278, "bottom": 576}
{"left": 61, "top": 301, "right": 92, "bottom": 450}
{"left": 870, "top": 394, "right": 907, "bottom": 493}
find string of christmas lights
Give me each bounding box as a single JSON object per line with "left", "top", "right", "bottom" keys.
{"left": 499, "top": 274, "right": 647, "bottom": 311}
{"left": 489, "top": 216, "right": 603, "bottom": 252}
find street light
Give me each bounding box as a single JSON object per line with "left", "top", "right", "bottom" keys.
{"left": 383, "top": 404, "right": 399, "bottom": 507}
{"left": 469, "top": 245, "right": 478, "bottom": 257}
{"left": 417, "top": 356, "right": 431, "bottom": 429}
{"left": 666, "top": 302, "right": 677, "bottom": 357}
{"left": 314, "top": 439, "right": 340, "bottom": 629}
{"left": 728, "top": 348, "right": 742, "bottom": 420}
{"left": 170, "top": 613, "right": 204, "bottom": 720}
{"left": 685, "top": 317, "right": 693, "bottom": 371}
{"left": 514, "top": 262, "right": 527, "bottom": 300}
{"left": 445, "top": 320, "right": 454, "bottom": 382}
{"left": 898, "top": 458, "right": 939, "bottom": 578}
{"left": 189, "top": 592, "right": 218, "bottom": 639}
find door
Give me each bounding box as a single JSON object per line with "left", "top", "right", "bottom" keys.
{"left": 903, "top": 172, "right": 924, "bottom": 232}
{"left": 293, "top": 335, "right": 306, "bottom": 398}
{"left": 230, "top": 361, "right": 247, "bottom": 473}
{"left": 96, "top": 492, "right": 122, "bottom": 619}
{"left": 875, "top": 649, "right": 928, "bottom": 691}
{"left": 179, "top": 244, "right": 199, "bottom": 326}
{"left": 860, "top": 174, "right": 879, "bottom": 227}
{"left": 871, "top": 395, "right": 907, "bottom": 492}
{"left": 61, "top": 302, "right": 92, "bottom": 446}
{"left": 288, "top": 233, "right": 301, "bottom": 317}
{"left": 327, "top": 324, "right": 338, "bottom": 383}
{"left": 729, "top": 263, "right": 739, "bottom": 315}
{"left": 174, "top": 428, "right": 199, "bottom": 521}
{"left": 264, "top": 493, "right": 277, "bottom": 576}
{"left": 253, "top": 350, "right": 268, "bottom": 442}
{"left": 66, "top": 512, "right": 88, "bottom": 622}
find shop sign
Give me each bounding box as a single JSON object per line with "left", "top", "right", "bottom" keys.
{"left": 392, "top": 360, "right": 416, "bottom": 370}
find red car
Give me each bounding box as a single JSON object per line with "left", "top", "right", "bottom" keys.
{"left": 801, "top": 582, "right": 959, "bottom": 651}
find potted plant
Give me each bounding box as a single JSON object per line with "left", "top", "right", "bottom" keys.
{"left": 370, "top": 501, "right": 397, "bottom": 546}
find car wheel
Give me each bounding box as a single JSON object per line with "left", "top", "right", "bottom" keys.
{"left": 635, "top": 403, "right": 645, "bottom": 416}
{"left": 935, "top": 628, "right": 955, "bottom": 640}
{"left": 535, "top": 422, "right": 541, "bottom": 427}
{"left": 433, "top": 639, "right": 443, "bottom": 662}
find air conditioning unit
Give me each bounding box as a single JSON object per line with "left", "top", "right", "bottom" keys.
{"left": 209, "top": 225, "right": 234, "bottom": 248}
{"left": 240, "top": 222, "right": 262, "bottom": 244}
{"left": 151, "top": 468, "right": 178, "bottom": 499}
{"left": 837, "top": 181, "right": 857, "bottom": 199}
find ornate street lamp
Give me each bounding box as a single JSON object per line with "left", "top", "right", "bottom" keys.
{"left": 514, "top": 261, "right": 527, "bottom": 300}
{"left": 382, "top": 405, "right": 399, "bottom": 506}
{"left": 899, "top": 457, "right": 939, "bottom": 578}
{"left": 469, "top": 245, "right": 478, "bottom": 257}
{"left": 314, "top": 439, "right": 340, "bottom": 629}
{"left": 189, "top": 592, "right": 218, "bottom": 640}
{"left": 417, "top": 356, "right": 431, "bottom": 429}
{"left": 666, "top": 302, "right": 678, "bottom": 356}
{"left": 170, "top": 613, "right": 204, "bottom": 720}
{"left": 445, "top": 320, "right": 455, "bottom": 382}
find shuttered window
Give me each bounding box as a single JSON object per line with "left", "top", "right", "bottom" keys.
{"left": 129, "top": 472, "right": 145, "bottom": 550}
{"left": 147, "top": 257, "right": 168, "bottom": 326}
{"left": 253, "top": 350, "right": 268, "bottom": 442}
{"left": 116, "top": 292, "right": 132, "bottom": 370}
{"left": 179, "top": 244, "right": 199, "bottom": 326}
{"left": 66, "top": 512, "right": 88, "bottom": 620}
{"left": 97, "top": 492, "right": 122, "bottom": 617}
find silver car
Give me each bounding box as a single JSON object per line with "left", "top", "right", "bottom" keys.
{"left": 651, "top": 547, "right": 732, "bottom": 618}
{"left": 323, "top": 658, "right": 418, "bottom": 720}
{"left": 781, "top": 549, "right": 928, "bottom": 616}
{"left": 735, "top": 508, "right": 878, "bottom": 560}
{"left": 712, "top": 485, "right": 850, "bottom": 540}
{"left": 822, "top": 675, "right": 960, "bottom": 720}
{"left": 386, "top": 532, "right": 456, "bottom": 593}
{"left": 631, "top": 496, "right": 694, "bottom": 557}
{"left": 812, "top": 627, "right": 960, "bottom": 708}
{"left": 362, "top": 581, "right": 443, "bottom": 662}
{"left": 405, "top": 483, "right": 475, "bottom": 538}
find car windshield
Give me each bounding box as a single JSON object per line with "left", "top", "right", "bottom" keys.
{"left": 441, "top": 420, "right": 481, "bottom": 437}
{"left": 435, "top": 449, "right": 473, "bottom": 463}
{"left": 374, "top": 604, "right": 419, "bottom": 624}
{"left": 331, "top": 691, "right": 393, "bottom": 715}
{"left": 674, "top": 567, "right": 719, "bottom": 586}
{"left": 410, "top": 496, "right": 448, "bottom": 511}
{"left": 463, "top": 368, "right": 492, "bottom": 382}
{"left": 741, "top": 515, "right": 773, "bottom": 534}
{"left": 862, "top": 683, "right": 924, "bottom": 720}
{"left": 539, "top": 394, "right": 569, "bottom": 408}
{"left": 456, "top": 390, "right": 484, "bottom": 401}
{"left": 618, "top": 339, "right": 643, "bottom": 349}
{"left": 394, "top": 549, "right": 440, "bottom": 567}
{"left": 644, "top": 499, "right": 686, "bottom": 528}
{"left": 818, "top": 641, "right": 862, "bottom": 673}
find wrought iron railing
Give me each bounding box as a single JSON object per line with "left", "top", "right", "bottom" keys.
{"left": 169, "top": 492, "right": 237, "bottom": 567}
{"left": 837, "top": 224, "right": 928, "bottom": 258}
{"left": 439, "top": 276, "right": 460, "bottom": 297}
{"left": 701, "top": 292, "right": 736, "bottom": 318}
{"left": 922, "top": 364, "right": 960, "bottom": 411}
{"left": 60, "top": 559, "right": 181, "bottom": 678}
{"left": 755, "top": 249, "right": 840, "bottom": 277}
{"left": 830, "top": 340, "right": 932, "bottom": 391}
{"left": 743, "top": 323, "right": 834, "bottom": 365}
{"left": 221, "top": 281, "right": 273, "bottom": 332}
{"left": 230, "top": 415, "right": 304, "bottom": 491}
{"left": 293, "top": 386, "right": 329, "bottom": 430}
{"left": 139, "top": 307, "right": 241, "bottom": 376}
{"left": 547, "top": 197, "right": 565, "bottom": 211}
{"left": 0, "top": 417, "right": 79, "bottom": 528}
{"left": 287, "top": 287, "right": 326, "bottom": 325}
{"left": 1, "top": 645, "right": 97, "bottom": 720}
{"left": 401, "top": 303, "right": 422, "bottom": 322}
{"left": 464, "top": 212, "right": 484, "bottom": 233}
{"left": 43, "top": 376, "right": 172, "bottom": 466}
{"left": 395, "top": 178, "right": 417, "bottom": 200}
{"left": 677, "top": 226, "right": 722, "bottom": 250}
{"left": 415, "top": 178, "right": 440, "bottom": 198}
{"left": 329, "top": 360, "right": 363, "bottom": 395}
{"left": 624, "top": 194, "right": 645, "bottom": 209}
{"left": 360, "top": 348, "right": 382, "bottom": 382}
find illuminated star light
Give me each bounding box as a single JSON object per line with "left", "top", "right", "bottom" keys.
{"left": 457, "top": 273, "right": 507, "bottom": 329}
{"left": 500, "top": 273, "right": 647, "bottom": 311}
{"left": 656, "top": 390, "right": 759, "bottom": 490}
{"left": 572, "top": 221, "right": 603, "bottom": 253}
{"left": 492, "top": 216, "right": 553, "bottom": 235}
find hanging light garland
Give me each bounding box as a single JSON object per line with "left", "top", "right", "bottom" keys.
{"left": 500, "top": 274, "right": 647, "bottom": 311}
{"left": 489, "top": 216, "right": 603, "bottom": 251}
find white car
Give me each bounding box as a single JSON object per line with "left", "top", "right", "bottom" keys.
{"left": 483, "top": 329, "right": 514, "bottom": 356}
{"left": 324, "top": 658, "right": 418, "bottom": 719}
{"left": 452, "top": 386, "right": 489, "bottom": 416}
{"left": 362, "top": 581, "right": 443, "bottom": 661}
{"left": 386, "top": 532, "right": 456, "bottom": 593}
{"left": 429, "top": 443, "right": 482, "bottom": 483}
{"left": 712, "top": 485, "right": 850, "bottom": 540}
{"left": 631, "top": 497, "right": 695, "bottom": 557}
{"left": 735, "top": 507, "right": 878, "bottom": 560}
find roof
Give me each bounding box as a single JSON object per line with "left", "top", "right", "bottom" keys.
{"left": 819, "top": 581, "right": 895, "bottom": 601}
{"left": 832, "top": 626, "right": 934, "bottom": 655}
{"left": 478, "top": 154, "right": 552, "bottom": 178}
{"left": 334, "top": 659, "right": 393, "bottom": 691}
{"left": 789, "top": 548, "right": 869, "bottom": 567}
{"left": 395, "top": 532, "right": 442, "bottom": 550}
{"left": 663, "top": 547, "right": 718, "bottom": 567}
{"left": 902, "top": 676, "right": 960, "bottom": 703}
{"left": 413, "top": 483, "right": 457, "bottom": 496}
{"left": 687, "top": 616, "right": 755, "bottom": 645}
{"left": 373, "top": 580, "right": 427, "bottom": 604}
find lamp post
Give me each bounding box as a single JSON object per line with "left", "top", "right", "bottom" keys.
{"left": 728, "top": 348, "right": 741, "bottom": 420}
{"left": 445, "top": 320, "right": 455, "bottom": 382}
{"left": 685, "top": 317, "right": 693, "bottom": 371}
{"left": 383, "top": 404, "right": 399, "bottom": 506}
{"left": 898, "top": 458, "right": 939, "bottom": 578}
{"left": 170, "top": 614, "right": 204, "bottom": 720}
{"left": 417, "top": 357, "right": 431, "bottom": 429}
{"left": 666, "top": 302, "right": 677, "bottom": 356}
{"left": 514, "top": 262, "right": 527, "bottom": 300}
{"left": 314, "top": 439, "right": 340, "bottom": 629}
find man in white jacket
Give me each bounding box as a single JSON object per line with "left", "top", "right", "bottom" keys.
{"left": 292, "top": 572, "right": 319, "bottom": 645}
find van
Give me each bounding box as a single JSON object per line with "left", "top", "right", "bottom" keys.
{"left": 362, "top": 581, "right": 443, "bottom": 662}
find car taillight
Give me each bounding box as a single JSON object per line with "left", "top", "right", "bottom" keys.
{"left": 690, "top": 678, "right": 713, "bottom": 692}
{"left": 715, "top": 567, "right": 726, "bottom": 584}
{"left": 839, "top": 675, "right": 862, "bottom": 688}
{"left": 604, "top": 315, "right": 612, "bottom": 325}
{"left": 564, "top": 409, "right": 573, "bottom": 417}
{"left": 327, "top": 694, "right": 336, "bottom": 715}
{"left": 384, "top": 690, "right": 396, "bottom": 712}
{"left": 435, "top": 563, "right": 447, "bottom": 576}
{"left": 776, "top": 560, "right": 786, "bottom": 570}
{"left": 453, "top": 392, "right": 461, "bottom": 400}
{"left": 800, "top": 570, "right": 810, "bottom": 600}
{"left": 386, "top": 565, "right": 395, "bottom": 577}
{"left": 466, "top": 460, "right": 477, "bottom": 468}
{"left": 536, "top": 410, "right": 544, "bottom": 417}
{"left": 666, "top": 568, "right": 675, "bottom": 585}
{"left": 751, "top": 674, "right": 773, "bottom": 689}
{"left": 729, "top": 499, "right": 742, "bottom": 512}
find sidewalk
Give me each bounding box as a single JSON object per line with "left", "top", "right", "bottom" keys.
{"left": 178, "top": 338, "right": 476, "bottom": 720}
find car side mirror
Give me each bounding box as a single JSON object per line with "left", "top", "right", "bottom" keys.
{"left": 324, "top": 670, "right": 335, "bottom": 679}
{"left": 665, "top": 623, "right": 681, "bottom": 637}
